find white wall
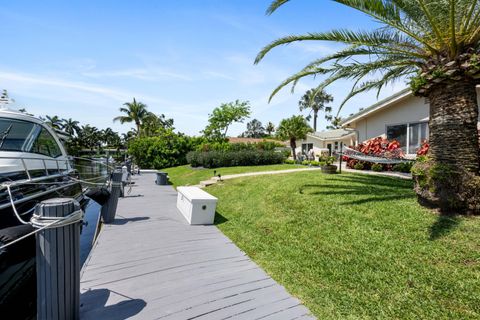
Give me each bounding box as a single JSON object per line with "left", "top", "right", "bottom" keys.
{"left": 350, "top": 95, "right": 430, "bottom": 143}
{"left": 348, "top": 88, "right": 480, "bottom": 144}
{"left": 295, "top": 135, "right": 355, "bottom": 158}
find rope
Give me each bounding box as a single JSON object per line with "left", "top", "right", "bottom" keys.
{"left": 0, "top": 209, "right": 84, "bottom": 251}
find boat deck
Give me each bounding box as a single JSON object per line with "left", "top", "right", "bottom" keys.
{"left": 79, "top": 173, "right": 314, "bottom": 319}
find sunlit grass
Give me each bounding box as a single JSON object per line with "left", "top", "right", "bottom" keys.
{"left": 207, "top": 171, "right": 480, "bottom": 319}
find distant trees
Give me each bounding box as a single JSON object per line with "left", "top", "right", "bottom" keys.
{"left": 276, "top": 115, "right": 312, "bottom": 161}
{"left": 242, "top": 119, "right": 266, "bottom": 138}
{"left": 265, "top": 121, "right": 275, "bottom": 136}
{"left": 45, "top": 115, "right": 63, "bottom": 130}
{"left": 202, "top": 100, "right": 251, "bottom": 140}
{"left": 326, "top": 116, "right": 343, "bottom": 130}
{"left": 298, "top": 88, "right": 333, "bottom": 132}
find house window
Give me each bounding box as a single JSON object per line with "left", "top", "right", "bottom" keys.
{"left": 302, "top": 143, "right": 313, "bottom": 154}
{"left": 387, "top": 122, "right": 428, "bottom": 154}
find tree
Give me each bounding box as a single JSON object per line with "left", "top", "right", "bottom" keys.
{"left": 62, "top": 118, "right": 80, "bottom": 137}
{"left": 141, "top": 112, "right": 174, "bottom": 137}
{"left": 256, "top": 0, "right": 480, "bottom": 213}
{"left": 45, "top": 115, "right": 63, "bottom": 130}
{"left": 276, "top": 115, "right": 312, "bottom": 161}
{"left": 326, "top": 116, "right": 343, "bottom": 130}
{"left": 202, "top": 100, "right": 251, "bottom": 140}
{"left": 243, "top": 119, "right": 266, "bottom": 138}
{"left": 299, "top": 88, "right": 333, "bottom": 131}
{"left": 266, "top": 121, "right": 276, "bottom": 136}
{"left": 113, "top": 98, "right": 149, "bottom": 136}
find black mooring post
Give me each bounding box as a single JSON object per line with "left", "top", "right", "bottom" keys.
{"left": 101, "top": 169, "right": 123, "bottom": 223}
{"left": 339, "top": 142, "right": 343, "bottom": 174}
{"left": 35, "top": 198, "right": 81, "bottom": 320}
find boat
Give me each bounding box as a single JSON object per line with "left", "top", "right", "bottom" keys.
{"left": 0, "top": 107, "right": 106, "bottom": 319}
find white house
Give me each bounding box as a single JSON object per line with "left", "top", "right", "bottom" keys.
{"left": 341, "top": 87, "right": 480, "bottom": 156}
{"left": 297, "top": 87, "right": 480, "bottom": 158}
{"left": 295, "top": 128, "right": 356, "bottom": 157}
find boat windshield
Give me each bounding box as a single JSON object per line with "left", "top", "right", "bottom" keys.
{"left": 0, "top": 118, "right": 62, "bottom": 158}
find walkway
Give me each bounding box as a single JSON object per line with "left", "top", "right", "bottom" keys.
{"left": 80, "top": 173, "right": 315, "bottom": 319}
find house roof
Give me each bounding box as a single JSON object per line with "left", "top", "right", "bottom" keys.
{"left": 309, "top": 128, "right": 355, "bottom": 140}
{"left": 340, "top": 88, "right": 412, "bottom": 127}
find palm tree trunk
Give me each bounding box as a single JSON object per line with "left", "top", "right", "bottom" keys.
{"left": 428, "top": 81, "right": 479, "bottom": 173}
{"left": 414, "top": 80, "right": 480, "bottom": 213}
{"left": 313, "top": 111, "right": 318, "bottom": 132}
{"left": 290, "top": 138, "right": 297, "bottom": 160}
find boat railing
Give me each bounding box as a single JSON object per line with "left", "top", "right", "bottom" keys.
{"left": 0, "top": 155, "right": 74, "bottom": 188}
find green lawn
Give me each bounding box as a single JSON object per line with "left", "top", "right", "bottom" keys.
{"left": 206, "top": 171, "right": 480, "bottom": 319}
{"left": 163, "top": 164, "right": 301, "bottom": 187}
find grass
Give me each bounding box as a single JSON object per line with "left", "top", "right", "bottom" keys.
{"left": 206, "top": 171, "right": 480, "bottom": 319}
{"left": 163, "top": 164, "right": 302, "bottom": 187}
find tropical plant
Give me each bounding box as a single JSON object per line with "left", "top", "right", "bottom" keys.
{"left": 299, "top": 88, "right": 333, "bottom": 131}
{"left": 202, "top": 100, "right": 251, "bottom": 140}
{"left": 242, "top": 119, "right": 266, "bottom": 138}
{"left": 276, "top": 115, "right": 313, "bottom": 160}
{"left": 61, "top": 118, "right": 80, "bottom": 137}
{"left": 45, "top": 115, "right": 63, "bottom": 130}
{"left": 113, "top": 98, "right": 149, "bottom": 136}
{"left": 256, "top": 0, "right": 480, "bottom": 213}
{"left": 265, "top": 121, "right": 276, "bottom": 136}
{"left": 326, "top": 116, "right": 343, "bottom": 130}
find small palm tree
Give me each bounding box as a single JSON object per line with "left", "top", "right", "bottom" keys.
{"left": 113, "top": 98, "right": 149, "bottom": 136}
{"left": 299, "top": 88, "right": 333, "bottom": 131}
{"left": 45, "top": 115, "right": 63, "bottom": 130}
{"left": 276, "top": 115, "right": 313, "bottom": 160}
{"left": 326, "top": 116, "right": 343, "bottom": 130}
{"left": 62, "top": 118, "right": 80, "bottom": 137}
{"left": 256, "top": 0, "right": 480, "bottom": 213}
{"left": 266, "top": 121, "right": 276, "bottom": 136}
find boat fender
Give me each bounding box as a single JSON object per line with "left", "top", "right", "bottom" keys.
{"left": 85, "top": 187, "right": 111, "bottom": 206}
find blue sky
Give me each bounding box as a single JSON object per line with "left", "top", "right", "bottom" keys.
{"left": 0, "top": 0, "right": 407, "bottom": 136}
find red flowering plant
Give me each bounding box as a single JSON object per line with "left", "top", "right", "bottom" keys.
{"left": 416, "top": 140, "right": 429, "bottom": 156}
{"left": 343, "top": 137, "right": 406, "bottom": 169}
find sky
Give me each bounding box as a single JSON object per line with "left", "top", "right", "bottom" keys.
{"left": 0, "top": 0, "right": 408, "bottom": 136}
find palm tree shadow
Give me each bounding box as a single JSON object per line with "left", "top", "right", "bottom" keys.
{"left": 429, "top": 214, "right": 461, "bottom": 240}
{"left": 80, "top": 288, "right": 146, "bottom": 319}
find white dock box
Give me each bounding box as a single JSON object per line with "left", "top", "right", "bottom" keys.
{"left": 176, "top": 187, "right": 218, "bottom": 225}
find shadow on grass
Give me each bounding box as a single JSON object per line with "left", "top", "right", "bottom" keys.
{"left": 299, "top": 173, "right": 416, "bottom": 205}
{"left": 214, "top": 211, "right": 229, "bottom": 225}
{"left": 429, "top": 214, "right": 461, "bottom": 240}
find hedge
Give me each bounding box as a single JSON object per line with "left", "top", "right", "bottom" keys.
{"left": 128, "top": 133, "right": 201, "bottom": 169}
{"left": 187, "top": 150, "right": 286, "bottom": 168}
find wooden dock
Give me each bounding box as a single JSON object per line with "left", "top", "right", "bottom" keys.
{"left": 80, "top": 173, "right": 315, "bottom": 319}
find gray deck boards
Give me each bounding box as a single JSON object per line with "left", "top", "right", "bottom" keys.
{"left": 80, "top": 174, "right": 315, "bottom": 319}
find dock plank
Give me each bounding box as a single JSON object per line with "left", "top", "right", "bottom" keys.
{"left": 80, "top": 174, "right": 314, "bottom": 319}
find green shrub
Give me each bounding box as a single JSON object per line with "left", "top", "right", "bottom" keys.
{"left": 197, "top": 140, "right": 284, "bottom": 152}
{"left": 310, "top": 160, "right": 320, "bottom": 166}
{"left": 186, "top": 150, "right": 286, "bottom": 168}
{"left": 319, "top": 156, "right": 336, "bottom": 165}
{"left": 284, "top": 159, "right": 295, "bottom": 164}
{"left": 371, "top": 163, "right": 383, "bottom": 172}
{"left": 319, "top": 161, "right": 326, "bottom": 166}
{"left": 354, "top": 162, "right": 364, "bottom": 170}
{"left": 128, "top": 131, "right": 199, "bottom": 169}
{"left": 393, "top": 162, "right": 414, "bottom": 173}
{"left": 302, "top": 160, "right": 311, "bottom": 166}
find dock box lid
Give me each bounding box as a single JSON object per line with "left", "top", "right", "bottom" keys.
{"left": 177, "top": 186, "right": 218, "bottom": 202}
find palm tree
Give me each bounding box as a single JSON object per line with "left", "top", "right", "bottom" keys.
{"left": 299, "top": 88, "right": 333, "bottom": 131}
{"left": 256, "top": 0, "right": 480, "bottom": 213}
{"left": 45, "top": 115, "right": 63, "bottom": 130}
{"left": 276, "top": 115, "right": 312, "bottom": 160}
{"left": 113, "top": 98, "right": 149, "bottom": 136}
{"left": 62, "top": 118, "right": 80, "bottom": 137}
{"left": 326, "top": 116, "right": 343, "bottom": 130}
{"left": 266, "top": 121, "right": 276, "bottom": 136}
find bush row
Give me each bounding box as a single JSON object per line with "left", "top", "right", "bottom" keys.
{"left": 349, "top": 160, "right": 414, "bottom": 173}
{"left": 187, "top": 150, "right": 286, "bottom": 168}
{"left": 197, "top": 141, "right": 284, "bottom": 152}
